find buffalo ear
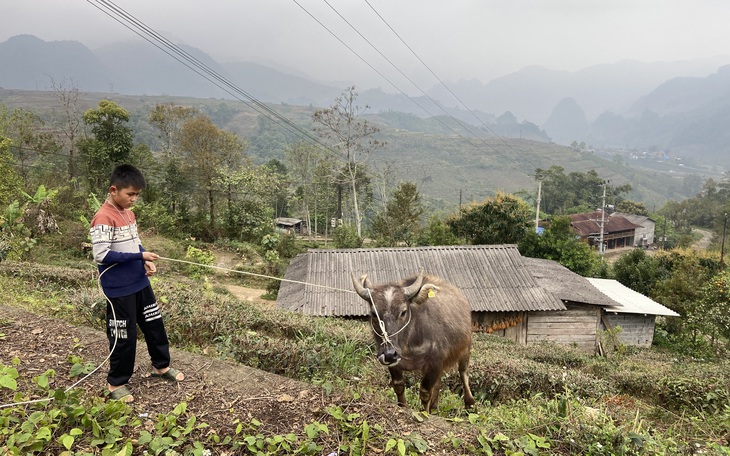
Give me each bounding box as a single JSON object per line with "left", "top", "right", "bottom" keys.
{"left": 411, "top": 283, "right": 440, "bottom": 305}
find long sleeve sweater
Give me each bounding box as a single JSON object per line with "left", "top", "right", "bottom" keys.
{"left": 90, "top": 201, "right": 149, "bottom": 298}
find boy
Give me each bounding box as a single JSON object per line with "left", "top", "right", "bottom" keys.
{"left": 90, "top": 164, "right": 184, "bottom": 402}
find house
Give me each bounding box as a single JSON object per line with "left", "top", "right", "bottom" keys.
{"left": 274, "top": 217, "right": 307, "bottom": 235}
{"left": 611, "top": 212, "right": 656, "bottom": 248}
{"left": 569, "top": 211, "right": 643, "bottom": 250}
{"left": 276, "top": 245, "right": 679, "bottom": 354}
{"left": 587, "top": 278, "right": 679, "bottom": 347}
{"left": 525, "top": 258, "right": 679, "bottom": 352}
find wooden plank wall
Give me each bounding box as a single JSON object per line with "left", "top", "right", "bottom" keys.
{"left": 526, "top": 304, "right": 599, "bottom": 353}
{"left": 603, "top": 313, "right": 655, "bottom": 347}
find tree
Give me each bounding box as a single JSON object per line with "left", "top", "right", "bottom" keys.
{"left": 312, "top": 87, "right": 385, "bottom": 237}
{"left": 286, "top": 142, "right": 325, "bottom": 234}
{"left": 370, "top": 181, "right": 424, "bottom": 246}
{"left": 610, "top": 247, "right": 668, "bottom": 295}
{"left": 534, "top": 166, "right": 631, "bottom": 214}
{"left": 179, "top": 114, "right": 245, "bottom": 235}
{"left": 416, "top": 215, "right": 460, "bottom": 246}
{"left": 699, "top": 269, "right": 730, "bottom": 351}
{"left": 217, "top": 163, "right": 281, "bottom": 242}
{"left": 51, "top": 78, "right": 82, "bottom": 180}
{"left": 149, "top": 103, "right": 197, "bottom": 157}
{"left": 148, "top": 103, "right": 199, "bottom": 217}
{"left": 78, "top": 100, "right": 134, "bottom": 192}
{"left": 616, "top": 200, "right": 649, "bottom": 216}
{"left": 448, "top": 192, "right": 532, "bottom": 245}
{"left": 651, "top": 250, "right": 719, "bottom": 348}
{"left": 2, "top": 107, "right": 60, "bottom": 189}
{"left": 519, "top": 216, "right": 602, "bottom": 276}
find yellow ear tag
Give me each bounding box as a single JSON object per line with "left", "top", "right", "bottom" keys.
{"left": 427, "top": 288, "right": 436, "bottom": 298}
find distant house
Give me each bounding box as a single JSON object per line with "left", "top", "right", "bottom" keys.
{"left": 611, "top": 212, "right": 655, "bottom": 248}
{"left": 569, "top": 211, "right": 643, "bottom": 250}
{"left": 274, "top": 217, "right": 307, "bottom": 235}
{"left": 276, "top": 245, "right": 679, "bottom": 354}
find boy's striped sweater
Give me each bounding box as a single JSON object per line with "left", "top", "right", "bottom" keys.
{"left": 90, "top": 201, "right": 150, "bottom": 298}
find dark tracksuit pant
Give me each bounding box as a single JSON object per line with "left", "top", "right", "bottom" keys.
{"left": 106, "top": 285, "right": 171, "bottom": 386}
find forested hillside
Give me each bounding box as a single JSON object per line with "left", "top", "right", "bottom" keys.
{"left": 0, "top": 88, "right": 701, "bottom": 212}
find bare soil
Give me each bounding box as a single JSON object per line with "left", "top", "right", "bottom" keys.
{"left": 0, "top": 294, "right": 471, "bottom": 454}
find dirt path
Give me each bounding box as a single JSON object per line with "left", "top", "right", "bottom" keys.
{"left": 0, "top": 302, "right": 467, "bottom": 453}
{"left": 693, "top": 228, "right": 713, "bottom": 250}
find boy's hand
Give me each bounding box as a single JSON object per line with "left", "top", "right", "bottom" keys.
{"left": 142, "top": 252, "right": 159, "bottom": 262}
{"left": 144, "top": 261, "right": 157, "bottom": 277}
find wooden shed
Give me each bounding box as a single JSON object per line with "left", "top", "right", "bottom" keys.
{"left": 523, "top": 257, "right": 620, "bottom": 353}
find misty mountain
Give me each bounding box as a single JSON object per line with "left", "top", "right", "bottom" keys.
{"left": 2, "top": 35, "right": 730, "bottom": 168}
{"left": 0, "top": 34, "right": 115, "bottom": 92}
{"left": 429, "top": 58, "right": 730, "bottom": 125}
{"left": 543, "top": 98, "right": 590, "bottom": 144}
{"left": 578, "top": 65, "right": 730, "bottom": 167}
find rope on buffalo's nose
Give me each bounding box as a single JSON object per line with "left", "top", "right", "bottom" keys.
{"left": 366, "top": 288, "right": 392, "bottom": 346}
{"left": 366, "top": 288, "right": 411, "bottom": 347}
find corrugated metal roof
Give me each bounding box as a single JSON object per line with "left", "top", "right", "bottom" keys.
{"left": 524, "top": 257, "right": 620, "bottom": 307}
{"left": 586, "top": 278, "right": 680, "bottom": 317}
{"left": 277, "top": 245, "right": 566, "bottom": 316}
{"left": 570, "top": 211, "right": 643, "bottom": 237}
{"left": 611, "top": 212, "right": 654, "bottom": 228}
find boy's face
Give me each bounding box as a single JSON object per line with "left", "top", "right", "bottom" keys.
{"left": 109, "top": 185, "right": 142, "bottom": 209}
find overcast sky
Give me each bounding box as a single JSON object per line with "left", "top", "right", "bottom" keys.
{"left": 3, "top": 0, "right": 730, "bottom": 93}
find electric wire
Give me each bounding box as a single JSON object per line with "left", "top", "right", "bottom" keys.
{"left": 363, "top": 0, "right": 537, "bottom": 167}
{"left": 86, "top": 0, "right": 339, "bottom": 161}
{"left": 291, "top": 0, "right": 497, "bottom": 160}
{"left": 320, "top": 0, "right": 530, "bottom": 169}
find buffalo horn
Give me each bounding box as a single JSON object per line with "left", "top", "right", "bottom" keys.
{"left": 403, "top": 271, "right": 425, "bottom": 299}
{"left": 352, "top": 273, "right": 372, "bottom": 300}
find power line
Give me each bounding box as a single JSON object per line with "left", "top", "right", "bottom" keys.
{"left": 87, "top": 0, "right": 339, "bottom": 161}
{"left": 291, "top": 0, "right": 501, "bottom": 160}
{"left": 361, "top": 0, "right": 541, "bottom": 173}
{"left": 292, "top": 0, "right": 540, "bottom": 191}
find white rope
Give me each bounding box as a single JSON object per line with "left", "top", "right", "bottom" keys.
{"left": 157, "top": 256, "right": 356, "bottom": 294}
{"left": 0, "top": 254, "right": 356, "bottom": 409}
{"left": 366, "top": 288, "right": 411, "bottom": 348}
{"left": 0, "top": 264, "right": 119, "bottom": 409}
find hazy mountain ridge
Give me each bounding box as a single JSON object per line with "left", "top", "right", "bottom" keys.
{"left": 2, "top": 35, "right": 730, "bottom": 168}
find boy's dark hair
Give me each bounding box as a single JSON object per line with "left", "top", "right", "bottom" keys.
{"left": 110, "top": 164, "right": 146, "bottom": 189}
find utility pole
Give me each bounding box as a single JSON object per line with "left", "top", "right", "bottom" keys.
{"left": 721, "top": 213, "right": 728, "bottom": 266}
{"left": 534, "top": 180, "right": 542, "bottom": 233}
{"left": 598, "top": 181, "right": 608, "bottom": 255}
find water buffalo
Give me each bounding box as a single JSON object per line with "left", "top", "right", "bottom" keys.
{"left": 352, "top": 271, "right": 476, "bottom": 413}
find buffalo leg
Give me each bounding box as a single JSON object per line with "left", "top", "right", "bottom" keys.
{"left": 458, "top": 356, "right": 476, "bottom": 409}
{"left": 388, "top": 366, "right": 407, "bottom": 407}
{"left": 420, "top": 369, "right": 442, "bottom": 413}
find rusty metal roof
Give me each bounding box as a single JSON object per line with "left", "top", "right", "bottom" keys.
{"left": 570, "top": 211, "right": 643, "bottom": 237}
{"left": 524, "top": 257, "right": 619, "bottom": 307}
{"left": 276, "top": 244, "right": 566, "bottom": 317}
